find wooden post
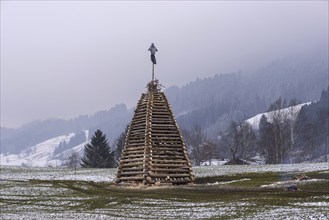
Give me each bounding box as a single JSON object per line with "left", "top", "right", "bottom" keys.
{"left": 152, "top": 63, "right": 154, "bottom": 82}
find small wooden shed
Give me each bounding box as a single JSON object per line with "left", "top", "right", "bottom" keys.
{"left": 116, "top": 80, "right": 194, "bottom": 185}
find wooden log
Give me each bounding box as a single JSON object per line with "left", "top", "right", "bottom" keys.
{"left": 124, "top": 146, "right": 145, "bottom": 151}
{"left": 150, "top": 173, "right": 191, "bottom": 178}
{"left": 152, "top": 152, "right": 185, "bottom": 157}
{"left": 152, "top": 143, "right": 183, "bottom": 146}
{"left": 151, "top": 116, "right": 171, "bottom": 119}
{"left": 119, "top": 171, "right": 146, "bottom": 176}
{"left": 151, "top": 124, "right": 176, "bottom": 127}
{"left": 151, "top": 163, "right": 187, "bottom": 168}
{"left": 150, "top": 164, "right": 190, "bottom": 168}
{"left": 131, "top": 119, "right": 146, "bottom": 124}
{"left": 119, "top": 158, "right": 145, "bottom": 163}
{"left": 119, "top": 167, "right": 144, "bottom": 171}
{"left": 127, "top": 139, "right": 145, "bottom": 143}
{"left": 150, "top": 119, "right": 174, "bottom": 122}
{"left": 152, "top": 147, "right": 183, "bottom": 152}
{"left": 151, "top": 130, "right": 178, "bottom": 134}
{"left": 117, "top": 176, "right": 145, "bottom": 181}
{"left": 132, "top": 116, "right": 147, "bottom": 121}
{"left": 151, "top": 159, "right": 189, "bottom": 164}
{"left": 149, "top": 168, "right": 191, "bottom": 173}
{"left": 152, "top": 145, "right": 183, "bottom": 149}
{"left": 122, "top": 152, "right": 145, "bottom": 157}
{"left": 151, "top": 134, "right": 180, "bottom": 138}
{"left": 128, "top": 136, "right": 145, "bottom": 140}
{"left": 129, "top": 129, "right": 147, "bottom": 134}
{"left": 120, "top": 162, "right": 144, "bottom": 167}
{"left": 152, "top": 145, "right": 184, "bottom": 148}
{"left": 127, "top": 144, "right": 145, "bottom": 151}
{"left": 121, "top": 153, "right": 145, "bottom": 159}
{"left": 125, "top": 142, "right": 145, "bottom": 147}
{"left": 152, "top": 140, "right": 182, "bottom": 144}
{"left": 152, "top": 155, "right": 185, "bottom": 159}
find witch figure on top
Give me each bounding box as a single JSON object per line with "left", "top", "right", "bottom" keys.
{"left": 148, "top": 43, "right": 158, "bottom": 65}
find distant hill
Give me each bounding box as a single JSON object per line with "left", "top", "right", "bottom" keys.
{"left": 1, "top": 133, "right": 77, "bottom": 167}
{"left": 1, "top": 97, "right": 325, "bottom": 167}
{"left": 1, "top": 104, "right": 132, "bottom": 155}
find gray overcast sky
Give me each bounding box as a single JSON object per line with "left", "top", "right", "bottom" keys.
{"left": 1, "top": 1, "right": 328, "bottom": 128}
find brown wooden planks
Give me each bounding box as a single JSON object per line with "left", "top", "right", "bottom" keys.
{"left": 116, "top": 83, "right": 194, "bottom": 186}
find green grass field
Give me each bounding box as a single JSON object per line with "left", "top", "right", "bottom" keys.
{"left": 1, "top": 164, "right": 328, "bottom": 219}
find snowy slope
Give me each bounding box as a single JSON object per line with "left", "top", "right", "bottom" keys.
{"left": 0, "top": 103, "right": 313, "bottom": 167}
{"left": 245, "top": 102, "right": 311, "bottom": 130}
{"left": 0, "top": 132, "right": 88, "bottom": 167}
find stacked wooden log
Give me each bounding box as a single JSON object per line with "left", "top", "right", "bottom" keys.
{"left": 116, "top": 81, "right": 194, "bottom": 185}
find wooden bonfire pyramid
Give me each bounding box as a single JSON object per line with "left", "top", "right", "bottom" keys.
{"left": 116, "top": 80, "right": 194, "bottom": 185}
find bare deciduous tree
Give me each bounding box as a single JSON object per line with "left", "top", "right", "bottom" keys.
{"left": 220, "top": 121, "right": 256, "bottom": 161}
{"left": 261, "top": 98, "right": 301, "bottom": 164}
{"left": 201, "top": 140, "right": 217, "bottom": 165}
{"left": 64, "top": 152, "right": 81, "bottom": 175}
{"left": 183, "top": 125, "right": 207, "bottom": 166}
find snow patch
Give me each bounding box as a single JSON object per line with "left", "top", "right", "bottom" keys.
{"left": 260, "top": 178, "right": 328, "bottom": 188}
{"left": 246, "top": 102, "right": 311, "bottom": 129}
{"left": 207, "top": 178, "right": 251, "bottom": 185}
{"left": 201, "top": 159, "right": 228, "bottom": 166}
{"left": 0, "top": 130, "right": 90, "bottom": 167}
{"left": 0, "top": 133, "right": 75, "bottom": 167}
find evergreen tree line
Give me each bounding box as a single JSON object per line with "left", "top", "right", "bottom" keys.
{"left": 294, "top": 87, "right": 329, "bottom": 161}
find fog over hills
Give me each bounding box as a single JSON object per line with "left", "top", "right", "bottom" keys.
{"left": 1, "top": 50, "right": 328, "bottom": 159}
{"left": 167, "top": 49, "right": 328, "bottom": 137}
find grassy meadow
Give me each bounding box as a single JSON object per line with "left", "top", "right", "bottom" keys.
{"left": 0, "top": 163, "right": 328, "bottom": 219}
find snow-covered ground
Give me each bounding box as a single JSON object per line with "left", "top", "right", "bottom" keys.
{"left": 0, "top": 166, "right": 116, "bottom": 182}
{"left": 193, "top": 162, "right": 328, "bottom": 178}
{"left": 0, "top": 163, "right": 328, "bottom": 220}
{"left": 200, "top": 159, "right": 228, "bottom": 166}
{"left": 1, "top": 162, "right": 327, "bottom": 183}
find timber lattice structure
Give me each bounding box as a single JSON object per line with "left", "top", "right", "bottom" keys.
{"left": 116, "top": 80, "right": 194, "bottom": 185}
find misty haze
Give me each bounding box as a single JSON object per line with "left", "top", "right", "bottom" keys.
{"left": 0, "top": 1, "right": 328, "bottom": 220}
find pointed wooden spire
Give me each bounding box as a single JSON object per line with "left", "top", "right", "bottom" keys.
{"left": 116, "top": 80, "right": 194, "bottom": 185}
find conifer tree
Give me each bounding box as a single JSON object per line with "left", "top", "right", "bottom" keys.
{"left": 258, "top": 115, "right": 276, "bottom": 163}
{"left": 81, "top": 129, "right": 115, "bottom": 168}
{"left": 114, "top": 125, "right": 128, "bottom": 165}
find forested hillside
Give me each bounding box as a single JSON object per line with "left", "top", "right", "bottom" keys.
{"left": 166, "top": 50, "right": 328, "bottom": 138}
{"left": 294, "top": 87, "right": 329, "bottom": 162}
{"left": 1, "top": 50, "right": 327, "bottom": 163}
{"left": 182, "top": 87, "right": 328, "bottom": 166}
